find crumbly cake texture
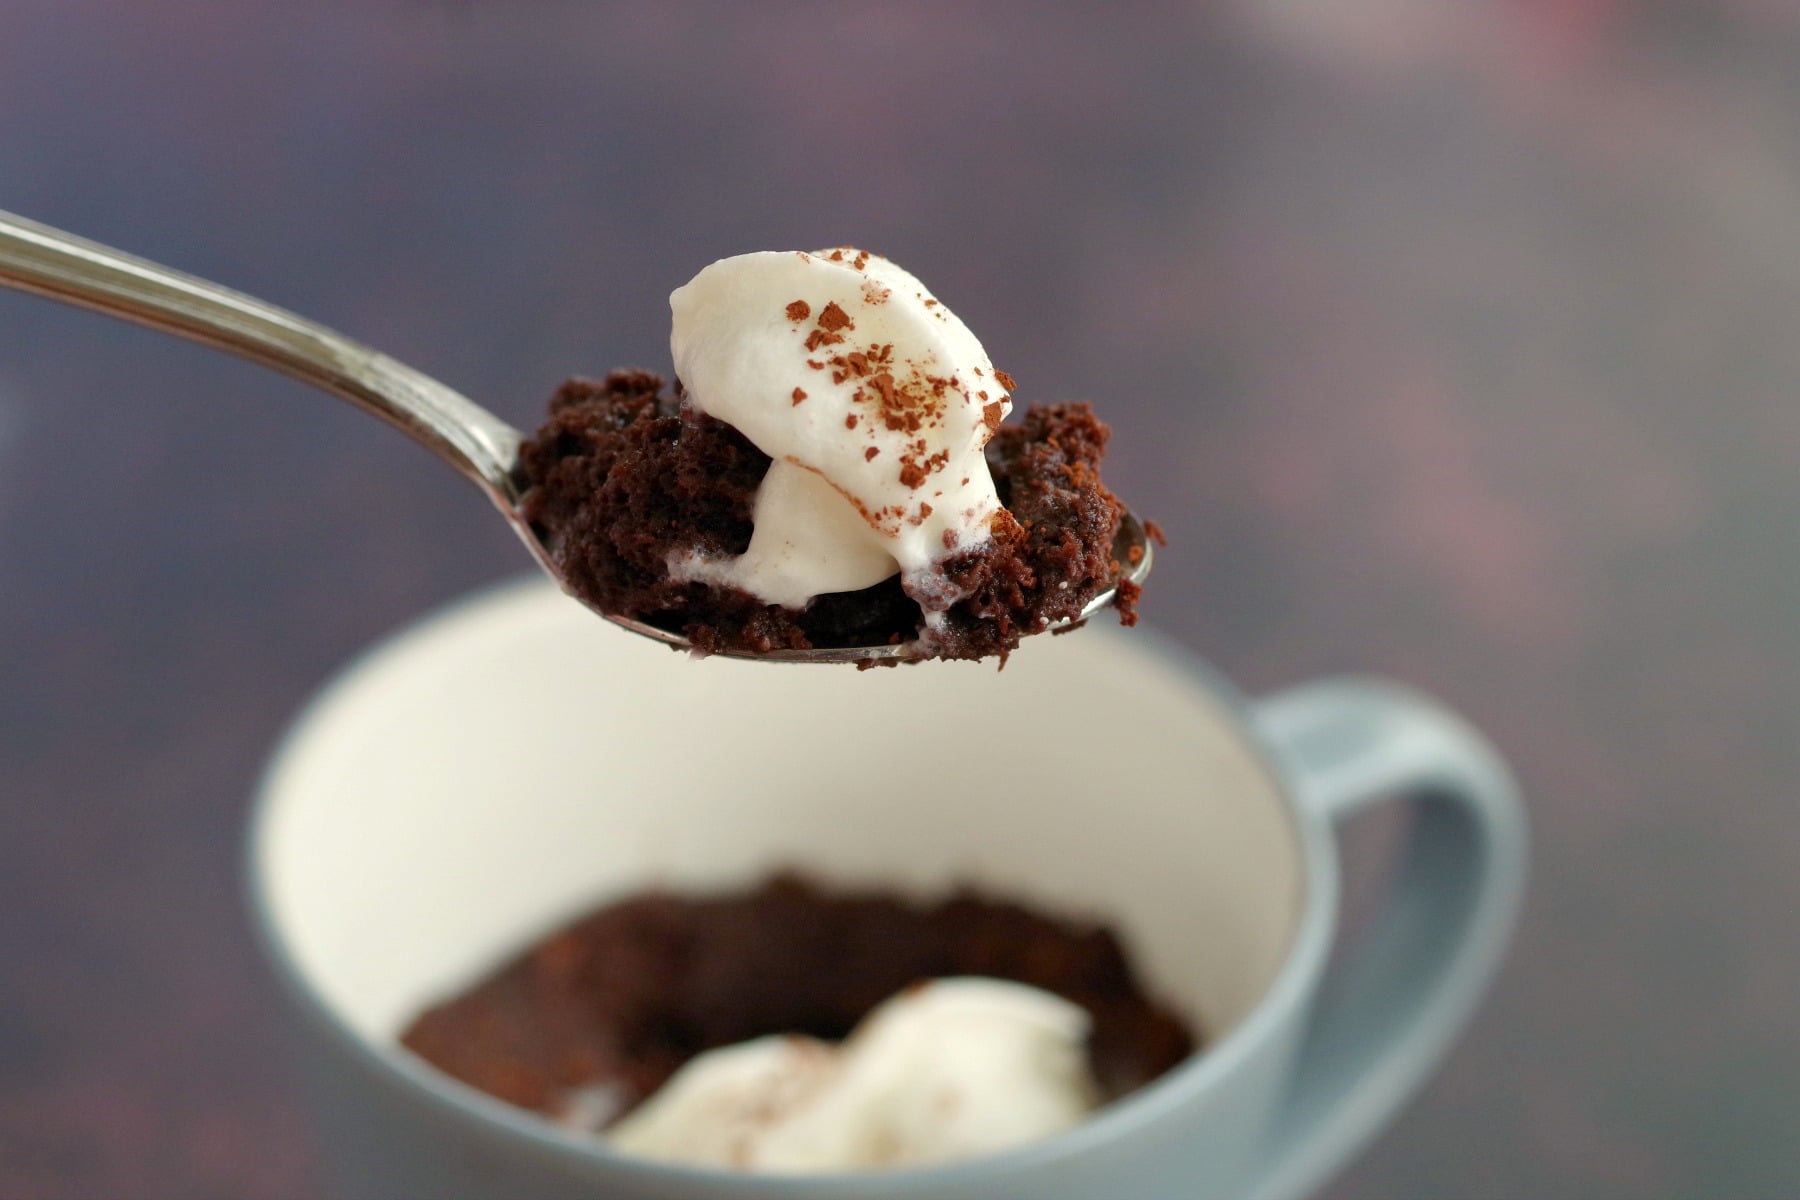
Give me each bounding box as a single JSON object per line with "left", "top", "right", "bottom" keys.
{"left": 516, "top": 370, "right": 1138, "bottom": 662}
{"left": 401, "top": 874, "right": 1197, "bottom": 1124}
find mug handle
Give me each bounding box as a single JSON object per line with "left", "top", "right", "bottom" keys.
{"left": 1242, "top": 678, "right": 1528, "bottom": 1200}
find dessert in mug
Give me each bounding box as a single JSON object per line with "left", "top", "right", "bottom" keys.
{"left": 518, "top": 248, "right": 1147, "bottom": 663}
{"left": 402, "top": 874, "right": 1195, "bottom": 1173}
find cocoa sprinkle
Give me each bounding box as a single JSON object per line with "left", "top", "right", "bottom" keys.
{"left": 792, "top": 388, "right": 807, "bottom": 405}
{"left": 817, "top": 302, "right": 853, "bottom": 333}
{"left": 785, "top": 300, "right": 811, "bottom": 321}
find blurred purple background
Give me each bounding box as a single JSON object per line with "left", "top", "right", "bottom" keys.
{"left": 4, "top": 2, "right": 1799, "bottom": 1197}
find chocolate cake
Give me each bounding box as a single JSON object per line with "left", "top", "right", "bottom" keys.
{"left": 401, "top": 873, "right": 1196, "bottom": 1128}
{"left": 516, "top": 370, "right": 1138, "bottom": 663}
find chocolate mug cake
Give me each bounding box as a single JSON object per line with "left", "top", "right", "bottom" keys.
{"left": 402, "top": 874, "right": 1196, "bottom": 1172}
{"left": 517, "top": 249, "right": 1149, "bottom": 663}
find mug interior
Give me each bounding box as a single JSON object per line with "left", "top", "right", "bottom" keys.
{"left": 254, "top": 580, "right": 1304, "bottom": 1067}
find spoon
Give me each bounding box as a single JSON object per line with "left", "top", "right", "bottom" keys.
{"left": 0, "top": 209, "right": 1152, "bottom": 663}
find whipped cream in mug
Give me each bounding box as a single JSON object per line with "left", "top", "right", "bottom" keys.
{"left": 667, "top": 249, "right": 1015, "bottom": 619}
{"left": 605, "top": 977, "right": 1099, "bottom": 1173}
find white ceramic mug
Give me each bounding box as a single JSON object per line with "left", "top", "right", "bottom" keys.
{"left": 248, "top": 578, "right": 1525, "bottom": 1200}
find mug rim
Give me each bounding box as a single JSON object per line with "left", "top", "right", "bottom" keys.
{"left": 244, "top": 576, "right": 1341, "bottom": 1193}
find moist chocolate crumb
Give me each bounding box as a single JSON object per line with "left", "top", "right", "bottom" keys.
{"left": 516, "top": 370, "right": 1143, "bottom": 663}
{"left": 401, "top": 874, "right": 1197, "bottom": 1123}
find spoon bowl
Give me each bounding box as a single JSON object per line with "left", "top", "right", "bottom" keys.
{"left": 0, "top": 209, "right": 1151, "bottom": 664}
{"left": 598, "top": 510, "right": 1155, "bottom": 663}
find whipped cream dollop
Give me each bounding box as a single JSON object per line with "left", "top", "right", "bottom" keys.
{"left": 606, "top": 977, "right": 1099, "bottom": 1173}
{"left": 667, "top": 249, "right": 1014, "bottom": 614}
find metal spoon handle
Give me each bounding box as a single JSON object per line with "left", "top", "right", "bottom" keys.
{"left": 0, "top": 208, "right": 522, "bottom": 506}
